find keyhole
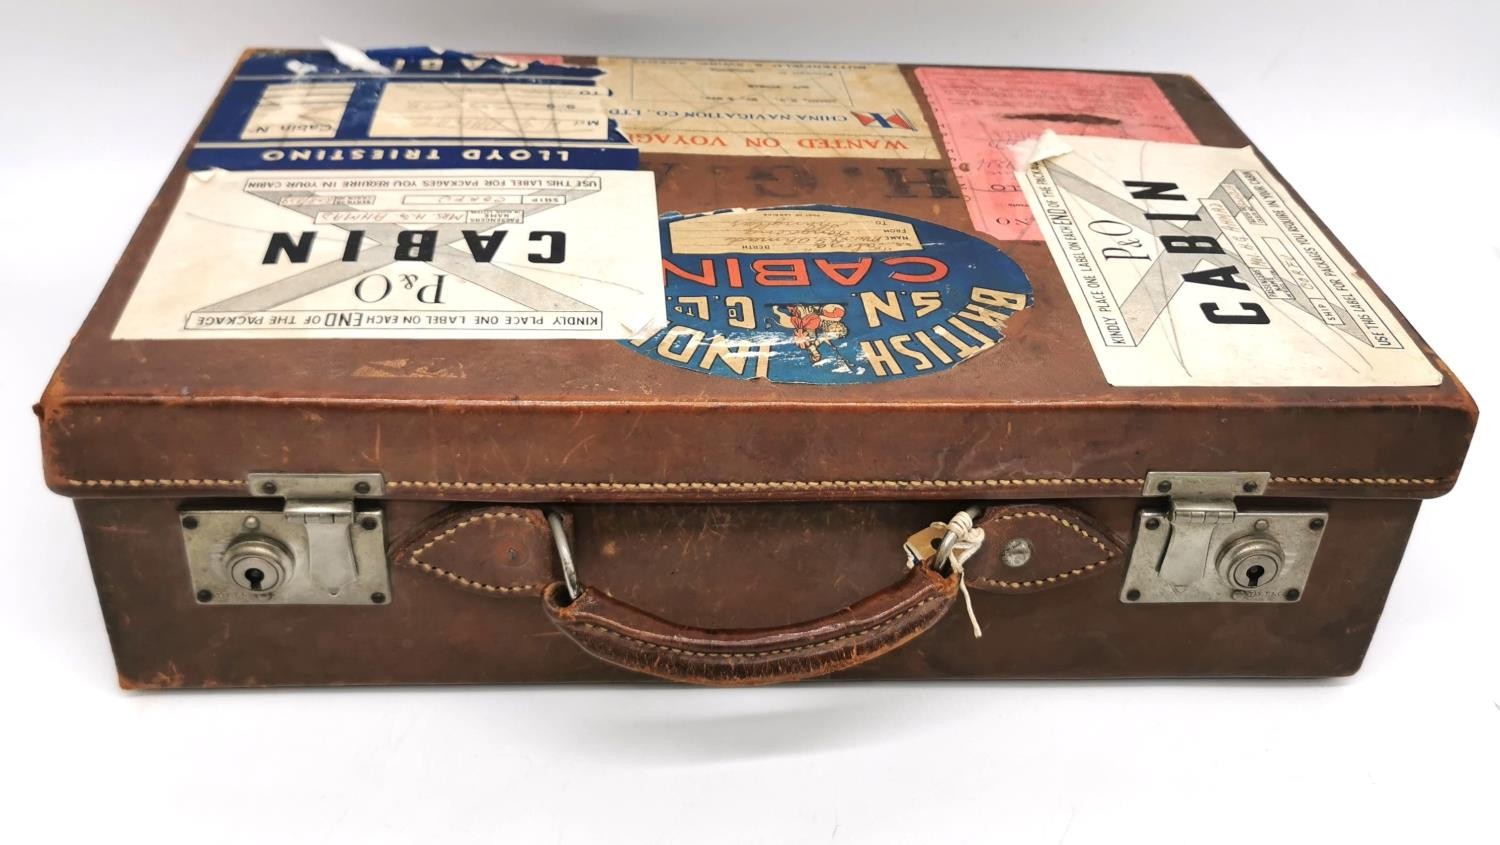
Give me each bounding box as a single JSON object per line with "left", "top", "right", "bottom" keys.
{"left": 244, "top": 567, "right": 266, "bottom": 591}
{"left": 1244, "top": 564, "right": 1265, "bottom": 587}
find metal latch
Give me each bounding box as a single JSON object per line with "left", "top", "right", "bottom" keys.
{"left": 1120, "top": 471, "right": 1327, "bottom": 604}
{"left": 181, "top": 473, "right": 390, "bottom": 605}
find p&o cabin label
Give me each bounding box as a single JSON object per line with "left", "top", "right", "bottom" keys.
{"left": 114, "top": 47, "right": 668, "bottom": 341}
{"left": 112, "top": 169, "right": 665, "bottom": 340}
{"left": 1018, "top": 136, "right": 1441, "bottom": 386}
{"left": 624, "top": 206, "right": 1032, "bottom": 384}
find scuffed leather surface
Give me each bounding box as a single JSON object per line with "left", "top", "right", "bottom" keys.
{"left": 35, "top": 55, "right": 1473, "bottom": 688}
{"left": 542, "top": 564, "right": 958, "bottom": 686}
{"left": 77, "top": 497, "right": 1424, "bottom": 687}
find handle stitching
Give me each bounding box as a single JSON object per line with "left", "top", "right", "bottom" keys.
{"left": 970, "top": 510, "right": 1117, "bottom": 590}
{"left": 398, "top": 508, "right": 545, "bottom": 595}
{"left": 570, "top": 593, "right": 948, "bottom": 660}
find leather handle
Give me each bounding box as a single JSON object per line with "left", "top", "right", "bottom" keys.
{"left": 391, "top": 502, "right": 1121, "bottom": 685}
{"left": 542, "top": 563, "right": 960, "bottom": 687}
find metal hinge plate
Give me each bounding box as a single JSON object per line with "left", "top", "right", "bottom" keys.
{"left": 1121, "top": 471, "right": 1327, "bottom": 604}
{"left": 181, "top": 473, "right": 389, "bottom": 606}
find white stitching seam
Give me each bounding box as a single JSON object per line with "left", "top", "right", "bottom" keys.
{"left": 64, "top": 475, "right": 1446, "bottom": 491}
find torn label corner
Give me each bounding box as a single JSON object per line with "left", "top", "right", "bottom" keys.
{"left": 319, "top": 37, "right": 391, "bottom": 75}
{"left": 1009, "top": 129, "right": 1074, "bottom": 167}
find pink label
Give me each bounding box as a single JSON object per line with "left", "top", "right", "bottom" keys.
{"left": 916, "top": 68, "right": 1197, "bottom": 241}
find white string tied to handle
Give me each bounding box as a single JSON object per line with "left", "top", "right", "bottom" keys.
{"left": 930, "top": 508, "right": 986, "bottom": 638}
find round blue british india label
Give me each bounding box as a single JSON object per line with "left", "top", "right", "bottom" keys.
{"left": 624, "top": 205, "right": 1032, "bottom": 384}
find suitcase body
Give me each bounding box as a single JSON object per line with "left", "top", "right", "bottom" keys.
{"left": 39, "top": 48, "right": 1476, "bottom": 687}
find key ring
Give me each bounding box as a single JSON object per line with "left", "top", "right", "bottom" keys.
{"left": 546, "top": 511, "right": 580, "bottom": 602}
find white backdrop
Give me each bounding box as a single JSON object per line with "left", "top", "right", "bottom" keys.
{"left": 2, "top": 2, "right": 1496, "bottom": 841}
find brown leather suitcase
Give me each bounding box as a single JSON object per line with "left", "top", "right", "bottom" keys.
{"left": 36, "top": 48, "right": 1477, "bottom": 687}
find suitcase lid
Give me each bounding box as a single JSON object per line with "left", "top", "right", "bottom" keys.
{"left": 38, "top": 49, "right": 1477, "bottom": 503}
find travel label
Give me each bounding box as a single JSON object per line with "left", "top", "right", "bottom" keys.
{"left": 1017, "top": 136, "right": 1440, "bottom": 386}
{"left": 916, "top": 68, "right": 1196, "bottom": 241}
{"left": 625, "top": 206, "right": 1032, "bottom": 384}
{"left": 600, "top": 58, "right": 940, "bottom": 159}
{"left": 113, "top": 169, "right": 664, "bottom": 340}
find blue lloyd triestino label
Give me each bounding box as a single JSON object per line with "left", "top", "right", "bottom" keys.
{"left": 192, "top": 46, "right": 636, "bottom": 171}
{"left": 113, "top": 48, "right": 667, "bottom": 340}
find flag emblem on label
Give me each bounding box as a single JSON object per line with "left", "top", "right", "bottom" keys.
{"left": 852, "top": 110, "right": 916, "bottom": 130}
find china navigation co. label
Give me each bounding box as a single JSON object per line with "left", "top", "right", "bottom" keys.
{"left": 599, "top": 58, "right": 940, "bottom": 159}
{"left": 1017, "top": 136, "right": 1440, "bottom": 386}
{"left": 112, "top": 169, "right": 665, "bottom": 340}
